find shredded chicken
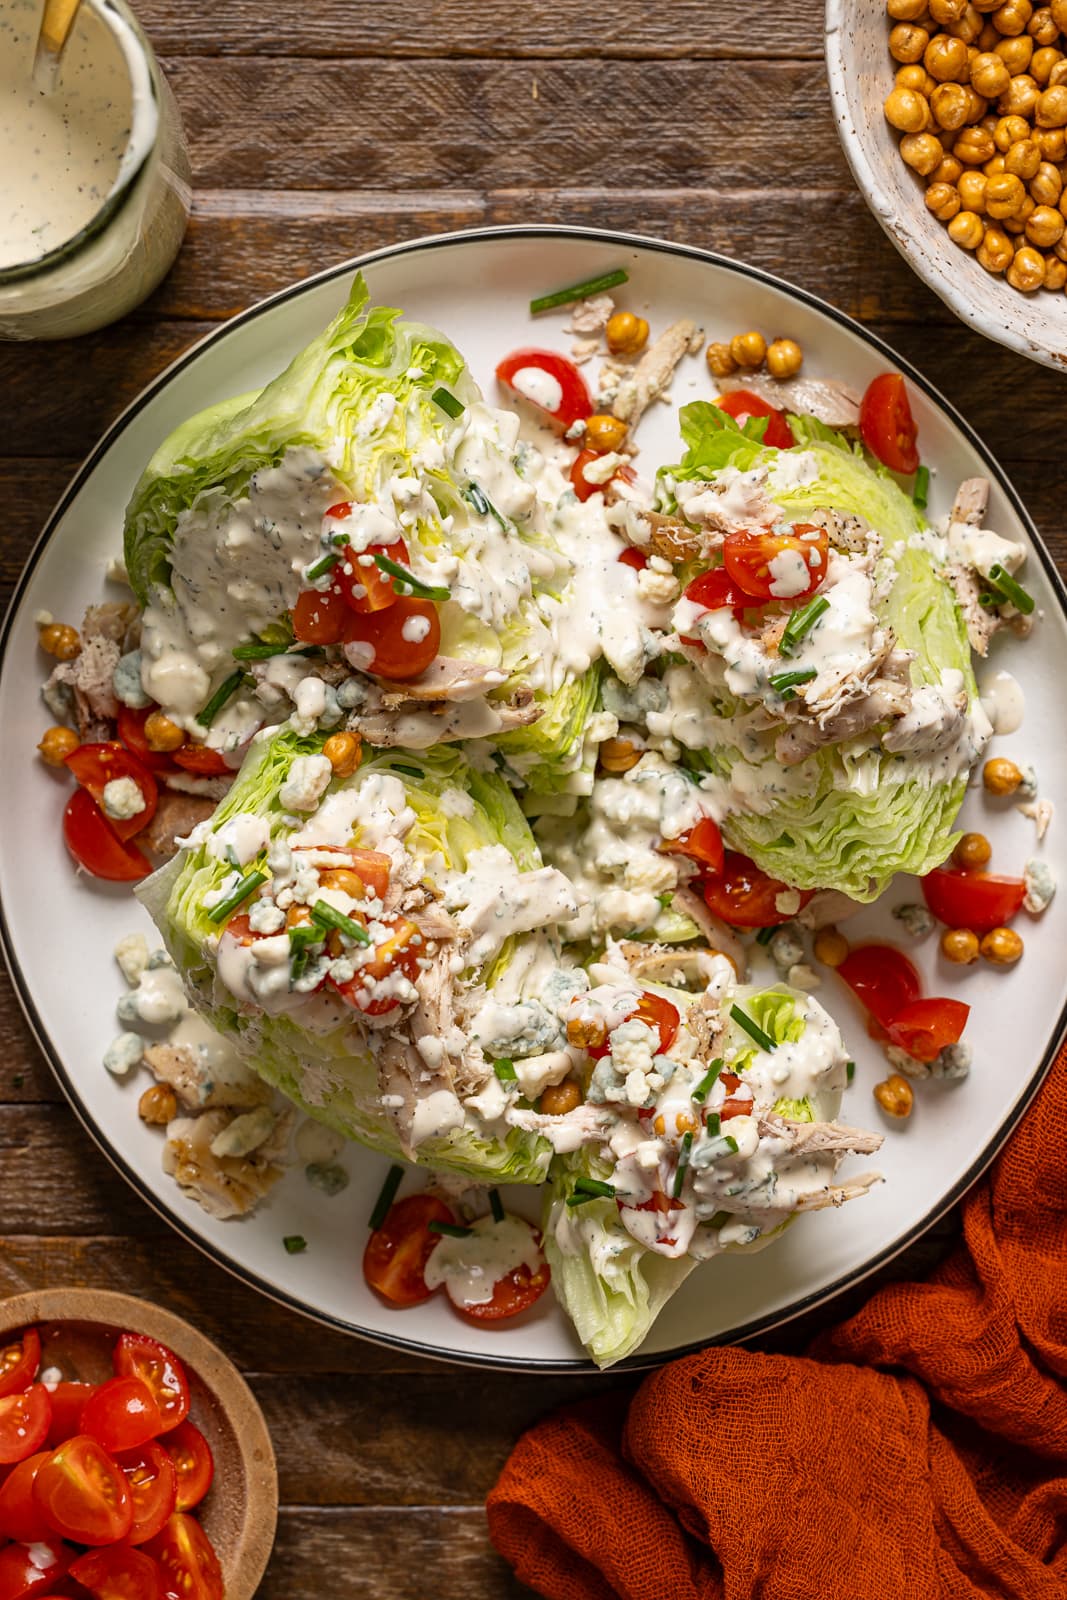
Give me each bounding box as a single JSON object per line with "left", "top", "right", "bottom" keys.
{"left": 139, "top": 793, "right": 217, "bottom": 859}
{"left": 46, "top": 635, "right": 120, "bottom": 740}
{"left": 612, "top": 319, "right": 700, "bottom": 426}
{"left": 946, "top": 561, "right": 1000, "bottom": 657}
{"left": 373, "top": 657, "right": 509, "bottom": 704}
{"left": 758, "top": 1114, "right": 884, "bottom": 1158}
{"left": 644, "top": 510, "right": 708, "bottom": 563}
{"left": 82, "top": 601, "right": 140, "bottom": 651}
{"left": 807, "top": 507, "right": 875, "bottom": 555}
{"left": 668, "top": 887, "right": 748, "bottom": 977}
{"left": 793, "top": 1172, "right": 884, "bottom": 1211}
{"left": 162, "top": 1107, "right": 292, "bottom": 1219}
{"left": 144, "top": 1042, "right": 273, "bottom": 1112}
{"left": 950, "top": 476, "right": 989, "bottom": 528}
{"left": 353, "top": 695, "right": 540, "bottom": 746}
{"left": 797, "top": 889, "right": 865, "bottom": 929}
{"left": 615, "top": 942, "right": 737, "bottom": 987}
{"left": 775, "top": 678, "right": 911, "bottom": 765}
{"left": 565, "top": 294, "right": 614, "bottom": 336}
{"left": 717, "top": 372, "right": 861, "bottom": 429}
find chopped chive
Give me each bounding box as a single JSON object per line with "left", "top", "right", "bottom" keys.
{"left": 574, "top": 1176, "right": 615, "bottom": 1199}
{"left": 770, "top": 666, "right": 818, "bottom": 696}
{"left": 428, "top": 1221, "right": 474, "bottom": 1238}
{"left": 656, "top": 892, "right": 674, "bottom": 910}
{"left": 232, "top": 641, "right": 319, "bottom": 661}
{"left": 987, "top": 563, "right": 1034, "bottom": 616}
{"left": 196, "top": 670, "right": 245, "bottom": 729}
{"left": 391, "top": 763, "right": 424, "bottom": 778}
{"left": 672, "top": 1130, "right": 694, "bottom": 1200}
{"left": 778, "top": 595, "right": 830, "bottom": 658}
{"left": 369, "top": 1164, "right": 404, "bottom": 1229}
{"left": 431, "top": 386, "right": 465, "bottom": 419}
{"left": 464, "top": 481, "right": 508, "bottom": 529}
{"left": 705, "top": 1111, "right": 722, "bottom": 1137}
{"left": 846, "top": 1060, "right": 856, "bottom": 1084}
{"left": 283, "top": 1235, "right": 307, "bottom": 1254}
{"left": 731, "top": 1003, "right": 776, "bottom": 1053}
{"left": 207, "top": 870, "right": 267, "bottom": 924}
{"left": 703, "top": 1133, "right": 739, "bottom": 1162}
{"left": 489, "top": 1189, "right": 505, "bottom": 1223}
{"left": 494, "top": 1059, "right": 518, "bottom": 1082}
{"left": 978, "top": 591, "right": 999, "bottom": 610}
{"left": 755, "top": 926, "right": 776, "bottom": 946}
{"left": 372, "top": 552, "right": 451, "bottom": 602}
{"left": 913, "top": 464, "right": 930, "bottom": 509}
{"left": 691, "top": 1059, "right": 724, "bottom": 1104}
{"left": 306, "top": 551, "right": 341, "bottom": 583}
{"left": 530, "top": 267, "right": 629, "bottom": 314}
{"left": 310, "top": 899, "right": 371, "bottom": 946}
{"left": 565, "top": 1192, "right": 601, "bottom": 1208}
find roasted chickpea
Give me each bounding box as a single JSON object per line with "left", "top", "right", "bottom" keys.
{"left": 1031, "top": 45, "right": 1064, "bottom": 81}
{"left": 985, "top": 168, "right": 1028, "bottom": 210}
{"left": 729, "top": 329, "right": 767, "bottom": 367}
{"left": 954, "top": 123, "right": 997, "bottom": 159}
{"left": 582, "top": 414, "right": 626, "bottom": 452}
{"left": 977, "top": 220, "right": 1016, "bottom": 265}
{"left": 931, "top": 79, "right": 974, "bottom": 122}
{"left": 763, "top": 338, "right": 802, "bottom": 379}
{"left": 1036, "top": 123, "right": 1067, "bottom": 156}
{"left": 1008, "top": 240, "right": 1049, "bottom": 280}
{"left": 926, "top": 177, "right": 963, "bottom": 216}
{"left": 286, "top": 904, "right": 313, "bottom": 929}
{"left": 994, "top": 32, "right": 1034, "bottom": 67}
{"left": 891, "top": 0, "right": 933, "bottom": 14}
{"left": 874, "top": 1075, "right": 915, "bottom": 1118}
{"left": 998, "top": 72, "right": 1040, "bottom": 115}
{"left": 1049, "top": 57, "right": 1067, "bottom": 83}
{"left": 980, "top": 926, "right": 1024, "bottom": 963}
{"left": 38, "top": 621, "right": 80, "bottom": 660}
{"left": 983, "top": 757, "right": 1022, "bottom": 792}
{"left": 37, "top": 725, "right": 79, "bottom": 766}
{"left": 892, "top": 20, "right": 933, "bottom": 58}
{"left": 143, "top": 709, "right": 185, "bottom": 753}
{"left": 931, "top": 0, "right": 968, "bottom": 18}
{"left": 887, "top": 85, "right": 934, "bottom": 129}
{"left": 323, "top": 729, "right": 362, "bottom": 777}
{"left": 984, "top": 152, "right": 1009, "bottom": 172}
{"left": 971, "top": 48, "right": 1013, "bottom": 92}
{"left": 1044, "top": 250, "right": 1067, "bottom": 284}
{"left": 992, "top": 0, "right": 1033, "bottom": 33}
{"left": 949, "top": 206, "right": 987, "bottom": 242}
{"left": 897, "top": 63, "right": 938, "bottom": 92}
{"left": 1026, "top": 199, "right": 1066, "bottom": 237}
{"left": 942, "top": 926, "right": 981, "bottom": 962}
{"left": 566, "top": 1015, "right": 607, "bottom": 1050}
{"left": 1027, "top": 3, "right": 1060, "bottom": 41}
{"left": 1030, "top": 158, "right": 1064, "bottom": 200}
{"left": 540, "top": 1080, "right": 582, "bottom": 1116}
{"left": 978, "top": 18, "right": 1002, "bottom": 46}
{"left": 926, "top": 30, "right": 972, "bottom": 74}
{"left": 994, "top": 111, "right": 1031, "bottom": 147}
{"left": 1004, "top": 136, "right": 1042, "bottom": 175}
{"left": 813, "top": 926, "right": 850, "bottom": 967}
{"left": 139, "top": 1084, "right": 178, "bottom": 1127}
{"left": 1054, "top": 226, "right": 1067, "bottom": 253}
{"left": 319, "top": 867, "right": 367, "bottom": 900}
{"left": 950, "top": 1, "right": 985, "bottom": 38}
{"left": 954, "top": 830, "right": 992, "bottom": 867}
{"left": 959, "top": 167, "right": 990, "bottom": 206}
{"left": 1036, "top": 82, "right": 1067, "bottom": 123}
{"left": 606, "top": 310, "right": 649, "bottom": 355}
{"left": 1050, "top": 0, "right": 1067, "bottom": 20}
{"left": 1004, "top": 192, "right": 1036, "bottom": 224}
{"left": 705, "top": 340, "right": 737, "bottom": 379}
{"left": 598, "top": 736, "right": 641, "bottom": 773}
{"left": 932, "top": 152, "right": 967, "bottom": 182}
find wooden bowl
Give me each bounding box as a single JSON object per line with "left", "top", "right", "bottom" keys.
{"left": 826, "top": 0, "right": 1067, "bottom": 373}
{"left": 0, "top": 1288, "right": 277, "bottom": 1599}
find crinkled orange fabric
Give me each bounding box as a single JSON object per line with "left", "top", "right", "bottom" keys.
{"left": 487, "top": 1052, "right": 1067, "bottom": 1600}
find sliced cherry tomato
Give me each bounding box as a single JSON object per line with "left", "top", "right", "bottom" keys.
{"left": 0, "top": 1387, "right": 51, "bottom": 1466}
{"left": 859, "top": 372, "right": 919, "bottom": 475}
{"left": 291, "top": 585, "right": 349, "bottom": 645}
{"left": 0, "top": 1331, "right": 39, "bottom": 1401}
{"left": 33, "top": 1437, "right": 131, "bottom": 1546}
{"left": 169, "top": 744, "right": 232, "bottom": 777}
{"left": 588, "top": 991, "right": 680, "bottom": 1060}
{"left": 716, "top": 390, "right": 795, "bottom": 449}
{"left": 659, "top": 817, "right": 725, "bottom": 877}
{"left": 453, "top": 1225, "right": 551, "bottom": 1323}
{"left": 0, "top": 1453, "right": 54, "bottom": 1542}
{"left": 837, "top": 943, "right": 922, "bottom": 1030}
{"left": 219, "top": 913, "right": 258, "bottom": 948}
{"left": 145, "top": 1514, "right": 222, "bottom": 1600}
{"left": 329, "top": 915, "right": 421, "bottom": 1016}
{"left": 623, "top": 1189, "right": 683, "bottom": 1217}
{"left": 64, "top": 743, "right": 157, "bottom": 843}
{"left": 921, "top": 867, "right": 1026, "bottom": 936}
{"left": 63, "top": 790, "right": 151, "bottom": 883}
{"left": 722, "top": 524, "right": 829, "bottom": 604}
{"left": 0, "top": 1538, "right": 71, "bottom": 1600}
{"left": 115, "top": 1441, "right": 177, "bottom": 1546}
{"left": 112, "top": 1338, "right": 189, "bottom": 1437}
{"left": 291, "top": 844, "right": 392, "bottom": 902}
{"left": 115, "top": 707, "right": 178, "bottom": 775}
{"left": 332, "top": 535, "right": 409, "bottom": 615}
{"left": 344, "top": 596, "right": 441, "bottom": 681}
{"left": 69, "top": 1545, "right": 165, "bottom": 1600}
{"left": 363, "top": 1193, "right": 456, "bottom": 1308}
{"left": 80, "top": 1380, "right": 163, "bottom": 1457}
{"left": 617, "top": 547, "right": 647, "bottom": 571}
{"left": 701, "top": 851, "right": 813, "bottom": 929}
{"left": 161, "top": 1423, "right": 213, "bottom": 1515}
{"left": 680, "top": 568, "right": 753, "bottom": 643}
{"left": 45, "top": 1385, "right": 95, "bottom": 1450}
{"left": 568, "top": 450, "right": 637, "bottom": 503}
{"left": 495, "top": 349, "right": 593, "bottom": 432}
{"left": 886, "top": 997, "right": 970, "bottom": 1063}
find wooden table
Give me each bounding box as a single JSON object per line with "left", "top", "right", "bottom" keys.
{"left": 0, "top": 3, "right": 1061, "bottom": 1594}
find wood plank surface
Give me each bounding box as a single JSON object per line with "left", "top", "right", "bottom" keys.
{"left": 0, "top": 1, "right": 1061, "bottom": 1595}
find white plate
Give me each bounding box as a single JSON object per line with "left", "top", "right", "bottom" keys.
{"left": 2, "top": 227, "right": 1065, "bottom": 1371}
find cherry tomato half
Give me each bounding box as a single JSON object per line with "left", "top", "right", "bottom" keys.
{"left": 886, "top": 998, "right": 970, "bottom": 1063}
{"left": 291, "top": 844, "right": 392, "bottom": 902}
{"left": 169, "top": 744, "right": 233, "bottom": 777}
{"left": 363, "top": 1194, "right": 456, "bottom": 1308}
{"left": 162, "top": 1421, "right": 213, "bottom": 1514}
{"left": 69, "top": 1544, "right": 166, "bottom": 1600}
{"left": 617, "top": 547, "right": 647, "bottom": 571}
{"left": 116, "top": 1439, "right": 178, "bottom": 1546}
{"left": 291, "top": 585, "right": 349, "bottom": 645}
{"left": 921, "top": 867, "right": 1026, "bottom": 936}
{"left": 0, "top": 1386, "right": 51, "bottom": 1465}
{"left": 329, "top": 915, "right": 421, "bottom": 1016}
{"left": 568, "top": 449, "right": 637, "bottom": 503}
{"left": 716, "top": 390, "right": 795, "bottom": 449}
{"left": 80, "top": 1378, "right": 163, "bottom": 1456}
{"left": 0, "top": 1330, "right": 40, "bottom": 1400}
{"left": 722, "top": 524, "right": 829, "bottom": 604}
{"left": 0, "top": 1452, "right": 54, "bottom": 1542}
{"left": 659, "top": 817, "right": 725, "bottom": 877}
{"left": 837, "top": 943, "right": 922, "bottom": 1030}
{"left": 0, "top": 1538, "right": 71, "bottom": 1600}
{"left": 112, "top": 1336, "right": 189, "bottom": 1437}
{"left": 495, "top": 349, "right": 593, "bottom": 432}
{"left": 33, "top": 1436, "right": 132, "bottom": 1546}
{"left": 588, "top": 991, "right": 681, "bottom": 1061}
{"left": 701, "top": 851, "right": 813, "bottom": 929}
{"left": 332, "top": 534, "right": 410, "bottom": 615}
{"left": 145, "top": 1513, "right": 223, "bottom": 1600}
{"left": 859, "top": 373, "right": 919, "bottom": 475}
{"left": 680, "top": 568, "right": 753, "bottom": 642}
{"left": 343, "top": 596, "right": 441, "bottom": 682}
{"left": 453, "top": 1224, "right": 551, "bottom": 1323}
{"left": 64, "top": 742, "right": 158, "bottom": 843}
{"left": 46, "top": 1383, "right": 95, "bottom": 1449}
{"left": 115, "top": 706, "right": 178, "bottom": 775}
{"left": 63, "top": 790, "right": 151, "bottom": 883}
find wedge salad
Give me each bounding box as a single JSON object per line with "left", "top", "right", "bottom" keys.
{"left": 34, "top": 268, "right": 1052, "bottom": 1366}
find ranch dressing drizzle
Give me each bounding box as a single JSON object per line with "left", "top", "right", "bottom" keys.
{"left": 979, "top": 668, "right": 1025, "bottom": 736}
{"left": 423, "top": 1214, "right": 542, "bottom": 1306}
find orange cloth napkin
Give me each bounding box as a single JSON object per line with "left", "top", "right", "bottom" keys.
{"left": 487, "top": 1049, "right": 1067, "bottom": 1600}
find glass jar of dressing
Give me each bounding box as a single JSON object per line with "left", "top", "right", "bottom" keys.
{"left": 0, "top": 0, "right": 191, "bottom": 340}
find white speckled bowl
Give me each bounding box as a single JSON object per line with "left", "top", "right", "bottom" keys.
{"left": 826, "top": 0, "right": 1067, "bottom": 372}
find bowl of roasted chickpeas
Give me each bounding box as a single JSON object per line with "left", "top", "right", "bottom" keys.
{"left": 827, "top": 0, "right": 1067, "bottom": 370}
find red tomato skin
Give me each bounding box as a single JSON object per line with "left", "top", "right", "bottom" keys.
{"left": 716, "top": 390, "right": 795, "bottom": 449}
{"left": 160, "top": 1423, "right": 213, "bottom": 1515}
{"left": 80, "top": 1380, "right": 163, "bottom": 1458}
{"left": 0, "top": 1538, "right": 72, "bottom": 1600}
{"left": 114, "top": 707, "right": 176, "bottom": 776}
{"left": 168, "top": 745, "right": 232, "bottom": 778}
{"left": 701, "top": 851, "right": 814, "bottom": 929}
{"left": 837, "top": 944, "right": 922, "bottom": 1029}
{"left": 0, "top": 1331, "right": 40, "bottom": 1401}
{"left": 62, "top": 791, "right": 151, "bottom": 884}
{"left": 344, "top": 596, "right": 441, "bottom": 682}
{"left": 144, "top": 1514, "right": 223, "bottom": 1600}
{"left": 722, "top": 524, "right": 829, "bottom": 604}
{"left": 886, "top": 998, "right": 970, "bottom": 1063}
{"left": 329, "top": 915, "right": 421, "bottom": 1016}
{"left": 684, "top": 567, "right": 753, "bottom": 617}
{"left": 363, "top": 1194, "right": 456, "bottom": 1308}
{"left": 0, "top": 1453, "right": 54, "bottom": 1542}
{"left": 859, "top": 373, "right": 920, "bottom": 475}
{"left": 332, "top": 538, "right": 409, "bottom": 614}
{"left": 33, "top": 1437, "right": 132, "bottom": 1547}
{"left": 290, "top": 586, "right": 348, "bottom": 645}
{"left": 587, "top": 992, "right": 680, "bottom": 1061}
{"left": 617, "top": 548, "right": 647, "bottom": 571}
{"left": 63, "top": 744, "right": 158, "bottom": 843}
{"left": 495, "top": 349, "right": 593, "bottom": 431}
{"left": 68, "top": 1545, "right": 165, "bottom": 1600}
{"left": 45, "top": 1386, "right": 95, "bottom": 1450}
{"left": 115, "top": 1441, "right": 178, "bottom": 1546}
{"left": 659, "top": 817, "right": 725, "bottom": 876}
{"left": 0, "top": 1387, "right": 52, "bottom": 1466}
{"left": 455, "top": 1254, "right": 551, "bottom": 1323}
{"left": 921, "top": 868, "right": 1026, "bottom": 936}
{"left": 291, "top": 844, "right": 391, "bottom": 902}
{"left": 112, "top": 1339, "right": 189, "bottom": 1438}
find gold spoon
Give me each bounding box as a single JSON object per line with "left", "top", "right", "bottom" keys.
{"left": 33, "top": 0, "right": 86, "bottom": 91}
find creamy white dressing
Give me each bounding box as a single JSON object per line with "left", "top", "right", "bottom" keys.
{"left": 979, "top": 669, "right": 1025, "bottom": 736}
{"left": 423, "top": 1214, "right": 543, "bottom": 1306}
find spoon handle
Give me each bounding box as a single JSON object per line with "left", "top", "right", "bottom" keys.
{"left": 33, "top": 0, "right": 85, "bottom": 91}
